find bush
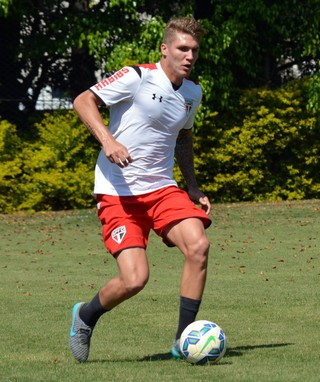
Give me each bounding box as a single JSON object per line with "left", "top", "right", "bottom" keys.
{"left": 0, "top": 120, "right": 23, "bottom": 213}
{"left": 0, "top": 111, "right": 101, "bottom": 213}
{"left": 1, "top": 79, "right": 319, "bottom": 213}
{"left": 191, "top": 80, "right": 320, "bottom": 202}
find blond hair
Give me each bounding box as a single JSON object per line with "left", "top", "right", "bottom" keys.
{"left": 163, "top": 17, "right": 204, "bottom": 44}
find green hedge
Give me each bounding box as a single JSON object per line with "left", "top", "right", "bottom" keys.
{"left": 0, "top": 120, "right": 23, "bottom": 213}
{"left": 0, "top": 111, "right": 100, "bottom": 213}
{"left": 188, "top": 80, "right": 320, "bottom": 202}
{"left": 1, "top": 79, "right": 319, "bottom": 213}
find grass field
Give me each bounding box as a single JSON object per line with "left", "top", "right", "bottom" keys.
{"left": 1, "top": 200, "right": 319, "bottom": 382}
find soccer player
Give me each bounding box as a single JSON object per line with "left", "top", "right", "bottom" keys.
{"left": 70, "top": 17, "right": 212, "bottom": 363}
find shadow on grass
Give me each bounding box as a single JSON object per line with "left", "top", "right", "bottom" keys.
{"left": 224, "top": 342, "right": 294, "bottom": 358}
{"left": 88, "top": 342, "right": 294, "bottom": 363}
{"left": 139, "top": 342, "right": 294, "bottom": 362}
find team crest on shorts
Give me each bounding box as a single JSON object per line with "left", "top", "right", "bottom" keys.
{"left": 111, "top": 226, "right": 126, "bottom": 244}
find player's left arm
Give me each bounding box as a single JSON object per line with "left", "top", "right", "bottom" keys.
{"left": 175, "top": 128, "right": 211, "bottom": 214}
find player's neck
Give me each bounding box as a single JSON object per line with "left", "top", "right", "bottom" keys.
{"left": 159, "top": 60, "right": 184, "bottom": 87}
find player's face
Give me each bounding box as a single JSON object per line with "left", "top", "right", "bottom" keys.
{"left": 161, "top": 31, "right": 200, "bottom": 85}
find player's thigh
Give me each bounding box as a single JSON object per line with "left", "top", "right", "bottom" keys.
{"left": 97, "top": 194, "right": 151, "bottom": 255}
{"left": 116, "top": 247, "right": 150, "bottom": 287}
{"left": 164, "top": 218, "right": 210, "bottom": 255}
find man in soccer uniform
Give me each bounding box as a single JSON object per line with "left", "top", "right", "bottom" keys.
{"left": 70, "top": 17, "right": 212, "bottom": 363}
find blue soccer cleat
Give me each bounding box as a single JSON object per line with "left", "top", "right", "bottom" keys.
{"left": 69, "top": 302, "right": 93, "bottom": 363}
{"left": 171, "top": 339, "right": 184, "bottom": 360}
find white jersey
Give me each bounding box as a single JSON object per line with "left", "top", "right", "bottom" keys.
{"left": 90, "top": 62, "right": 202, "bottom": 196}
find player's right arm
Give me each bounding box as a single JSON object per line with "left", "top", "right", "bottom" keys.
{"left": 73, "top": 90, "right": 132, "bottom": 168}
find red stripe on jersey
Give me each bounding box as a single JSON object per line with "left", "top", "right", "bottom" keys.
{"left": 137, "top": 63, "right": 198, "bottom": 84}
{"left": 136, "top": 63, "right": 157, "bottom": 70}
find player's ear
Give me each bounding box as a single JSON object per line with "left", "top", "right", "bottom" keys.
{"left": 161, "top": 43, "right": 168, "bottom": 57}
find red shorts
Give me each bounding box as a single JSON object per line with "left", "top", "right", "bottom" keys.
{"left": 97, "top": 186, "right": 211, "bottom": 255}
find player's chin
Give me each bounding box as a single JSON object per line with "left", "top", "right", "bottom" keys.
{"left": 181, "top": 67, "right": 192, "bottom": 77}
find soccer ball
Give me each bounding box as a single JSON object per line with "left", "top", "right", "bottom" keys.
{"left": 180, "top": 320, "right": 227, "bottom": 365}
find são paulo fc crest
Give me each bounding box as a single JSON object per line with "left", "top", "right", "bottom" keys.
{"left": 112, "top": 226, "right": 126, "bottom": 244}
{"left": 185, "top": 99, "right": 193, "bottom": 114}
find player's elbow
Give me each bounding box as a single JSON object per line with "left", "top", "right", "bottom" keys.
{"left": 73, "top": 90, "right": 100, "bottom": 112}
{"left": 73, "top": 91, "right": 86, "bottom": 112}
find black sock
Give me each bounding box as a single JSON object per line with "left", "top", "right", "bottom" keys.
{"left": 79, "top": 292, "right": 107, "bottom": 328}
{"left": 175, "top": 296, "right": 201, "bottom": 340}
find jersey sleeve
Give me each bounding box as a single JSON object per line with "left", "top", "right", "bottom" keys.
{"left": 90, "top": 66, "right": 141, "bottom": 106}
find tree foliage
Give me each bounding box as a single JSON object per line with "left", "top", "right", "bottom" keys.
{"left": 193, "top": 0, "right": 320, "bottom": 111}
{"left": 0, "top": 0, "right": 319, "bottom": 125}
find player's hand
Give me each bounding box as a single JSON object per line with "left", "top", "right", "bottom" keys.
{"left": 187, "top": 186, "right": 211, "bottom": 215}
{"left": 104, "top": 140, "right": 133, "bottom": 168}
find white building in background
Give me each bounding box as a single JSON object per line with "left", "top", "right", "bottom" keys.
{"left": 35, "top": 86, "right": 73, "bottom": 110}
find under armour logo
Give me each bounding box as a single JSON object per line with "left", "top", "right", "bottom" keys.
{"left": 152, "top": 94, "right": 163, "bottom": 102}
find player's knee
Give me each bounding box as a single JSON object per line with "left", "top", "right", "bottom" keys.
{"left": 186, "top": 235, "right": 210, "bottom": 268}
{"left": 124, "top": 273, "right": 149, "bottom": 297}
{"left": 198, "top": 234, "right": 210, "bottom": 255}
{"left": 194, "top": 234, "right": 210, "bottom": 256}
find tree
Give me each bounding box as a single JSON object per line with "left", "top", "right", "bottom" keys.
{"left": 195, "top": 0, "right": 320, "bottom": 110}
{"left": 0, "top": 0, "right": 85, "bottom": 122}
{"left": 0, "top": 0, "right": 319, "bottom": 126}
{"left": 0, "top": 0, "right": 149, "bottom": 124}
